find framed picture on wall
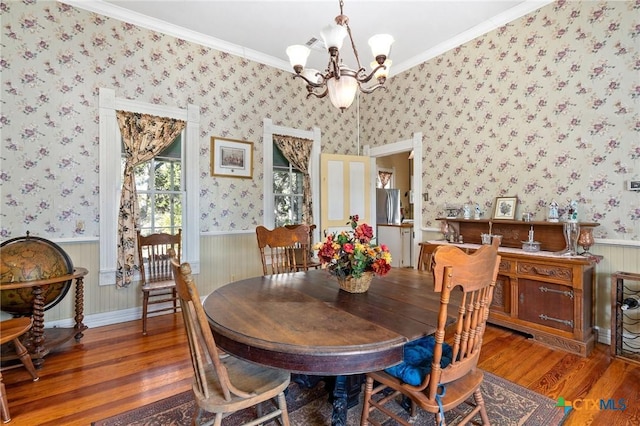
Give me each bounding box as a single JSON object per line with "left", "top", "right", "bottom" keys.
{"left": 493, "top": 196, "right": 518, "bottom": 220}
{"left": 210, "top": 137, "right": 253, "bottom": 178}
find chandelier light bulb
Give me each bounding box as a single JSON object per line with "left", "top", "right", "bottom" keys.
{"left": 320, "top": 22, "right": 348, "bottom": 52}
{"left": 327, "top": 69, "right": 358, "bottom": 111}
{"left": 286, "top": 45, "right": 310, "bottom": 72}
{"left": 368, "top": 34, "right": 394, "bottom": 63}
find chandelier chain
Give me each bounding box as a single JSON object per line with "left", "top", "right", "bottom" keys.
{"left": 345, "top": 21, "right": 363, "bottom": 72}
{"left": 339, "top": 0, "right": 363, "bottom": 72}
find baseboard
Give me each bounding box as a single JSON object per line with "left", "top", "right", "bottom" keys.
{"left": 595, "top": 325, "right": 611, "bottom": 345}
{"left": 45, "top": 306, "right": 143, "bottom": 329}
{"left": 44, "top": 298, "right": 205, "bottom": 330}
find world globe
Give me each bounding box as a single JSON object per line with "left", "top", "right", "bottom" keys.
{"left": 1, "top": 234, "right": 74, "bottom": 315}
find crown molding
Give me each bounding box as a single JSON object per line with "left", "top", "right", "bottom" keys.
{"left": 61, "top": 0, "right": 292, "bottom": 72}
{"left": 392, "top": 0, "right": 553, "bottom": 76}
{"left": 63, "top": 0, "right": 553, "bottom": 78}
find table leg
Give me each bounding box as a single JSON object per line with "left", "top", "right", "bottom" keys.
{"left": 330, "top": 375, "right": 348, "bottom": 426}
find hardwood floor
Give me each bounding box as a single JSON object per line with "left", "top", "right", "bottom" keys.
{"left": 2, "top": 314, "right": 639, "bottom": 425}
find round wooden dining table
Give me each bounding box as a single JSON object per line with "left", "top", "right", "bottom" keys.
{"left": 202, "top": 267, "right": 443, "bottom": 426}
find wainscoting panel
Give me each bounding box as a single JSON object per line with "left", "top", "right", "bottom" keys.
{"left": 16, "top": 231, "right": 638, "bottom": 342}
{"left": 23, "top": 233, "right": 263, "bottom": 325}
{"left": 197, "top": 232, "right": 264, "bottom": 295}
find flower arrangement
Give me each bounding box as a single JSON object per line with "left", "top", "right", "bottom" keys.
{"left": 315, "top": 215, "right": 392, "bottom": 278}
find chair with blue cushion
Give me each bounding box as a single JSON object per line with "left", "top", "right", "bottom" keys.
{"left": 360, "top": 239, "right": 501, "bottom": 426}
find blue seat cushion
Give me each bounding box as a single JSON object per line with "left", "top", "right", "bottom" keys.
{"left": 385, "top": 336, "right": 453, "bottom": 386}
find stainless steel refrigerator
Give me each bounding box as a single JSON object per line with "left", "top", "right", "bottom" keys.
{"left": 376, "top": 188, "right": 402, "bottom": 225}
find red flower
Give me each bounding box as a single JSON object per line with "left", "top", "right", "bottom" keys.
{"left": 372, "top": 258, "right": 391, "bottom": 275}
{"left": 354, "top": 223, "right": 373, "bottom": 243}
{"left": 317, "top": 238, "right": 336, "bottom": 262}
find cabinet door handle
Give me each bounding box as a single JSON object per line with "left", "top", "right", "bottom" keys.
{"left": 519, "top": 293, "right": 524, "bottom": 304}
{"left": 539, "top": 286, "right": 574, "bottom": 299}
{"left": 539, "top": 314, "right": 574, "bottom": 328}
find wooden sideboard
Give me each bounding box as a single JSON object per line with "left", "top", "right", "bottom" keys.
{"left": 433, "top": 218, "right": 599, "bottom": 356}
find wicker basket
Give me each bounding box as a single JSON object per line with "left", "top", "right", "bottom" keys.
{"left": 336, "top": 271, "right": 374, "bottom": 293}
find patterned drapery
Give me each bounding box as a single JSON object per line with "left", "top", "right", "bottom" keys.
{"left": 115, "top": 110, "right": 186, "bottom": 288}
{"left": 378, "top": 171, "right": 393, "bottom": 188}
{"left": 273, "top": 134, "right": 313, "bottom": 226}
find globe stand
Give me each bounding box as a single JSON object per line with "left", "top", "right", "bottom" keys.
{"left": 1, "top": 268, "right": 88, "bottom": 369}
{"left": 1, "top": 234, "right": 88, "bottom": 369}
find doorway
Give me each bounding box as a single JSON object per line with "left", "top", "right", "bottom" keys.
{"left": 366, "top": 133, "right": 423, "bottom": 268}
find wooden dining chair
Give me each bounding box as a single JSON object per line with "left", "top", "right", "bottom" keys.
{"left": 256, "top": 225, "right": 311, "bottom": 275}
{"left": 136, "top": 229, "right": 181, "bottom": 335}
{"left": 284, "top": 224, "right": 321, "bottom": 270}
{"left": 1, "top": 317, "right": 40, "bottom": 423}
{"left": 417, "top": 242, "right": 439, "bottom": 272}
{"left": 170, "top": 257, "right": 291, "bottom": 426}
{"left": 360, "top": 239, "right": 501, "bottom": 426}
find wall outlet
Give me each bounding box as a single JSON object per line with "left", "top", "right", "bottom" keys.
{"left": 627, "top": 180, "right": 640, "bottom": 191}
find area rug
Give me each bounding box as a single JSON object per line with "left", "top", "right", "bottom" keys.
{"left": 92, "top": 372, "right": 566, "bottom": 425}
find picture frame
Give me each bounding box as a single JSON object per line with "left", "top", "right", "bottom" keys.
{"left": 493, "top": 196, "right": 518, "bottom": 220}
{"left": 210, "top": 137, "right": 253, "bottom": 178}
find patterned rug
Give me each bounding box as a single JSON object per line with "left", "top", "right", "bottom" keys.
{"left": 92, "top": 372, "right": 566, "bottom": 425}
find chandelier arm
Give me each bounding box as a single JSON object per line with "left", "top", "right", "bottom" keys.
{"left": 306, "top": 87, "right": 328, "bottom": 99}
{"left": 354, "top": 64, "right": 386, "bottom": 84}
{"left": 292, "top": 73, "right": 327, "bottom": 88}
{"left": 358, "top": 83, "right": 387, "bottom": 95}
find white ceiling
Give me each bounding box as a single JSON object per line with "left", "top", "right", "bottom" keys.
{"left": 67, "top": 0, "right": 552, "bottom": 77}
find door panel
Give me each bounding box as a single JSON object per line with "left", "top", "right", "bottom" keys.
{"left": 321, "top": 154, "right": 371, "bottom": 235}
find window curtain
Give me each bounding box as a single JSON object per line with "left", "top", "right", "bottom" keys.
{"left": 273, "top": 134, "right": 313, "bottom": 225}
{"left": 115, "top": 110, "right": 185, "bottom": 288}
{"left": 378, "top": 171, "right": 393, "bottom": 188}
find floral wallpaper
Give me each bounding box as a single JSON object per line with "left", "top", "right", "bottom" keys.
{"left": 1, "top": 0, "right": 639, "bottom": 242}
{"left": 363, "top": 0, "right": 639, "bottom": 241}
{"left": 0, "top": 0, "right": 360, "bottom": 240}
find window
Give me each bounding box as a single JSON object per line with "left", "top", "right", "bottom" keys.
{"left": 262, "top": 118, "right": 320, "bottom": 241}
{"left": 99, "top": 88, "right": 200, "bottom": 285}
{"left": 124, "top": 134, "right": 183, "bottom": 235}
{"left": 273, "top": 144, "right": 303, "bottom": 227}
{"left": 377, "top": 168, "right": 394, "bottom": 188}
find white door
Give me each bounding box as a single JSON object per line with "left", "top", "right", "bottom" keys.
{"left": 320, "top": 153, "right": 371, "bottom": 236}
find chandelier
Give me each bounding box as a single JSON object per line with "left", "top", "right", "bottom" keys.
{"left": 286, "top": 0, "right": 394, "bottom": 112}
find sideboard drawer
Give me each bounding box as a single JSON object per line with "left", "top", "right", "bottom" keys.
{"left": 518, "top": 278, "right": 574, "bottom": 332}
{"left": 517, "top": 262, "right": 573, "bottom": 284}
